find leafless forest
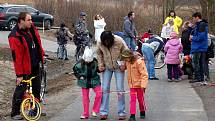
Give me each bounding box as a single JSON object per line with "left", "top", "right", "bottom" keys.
{"left": 1, "top": 0, "right": 214, "bottom": 35}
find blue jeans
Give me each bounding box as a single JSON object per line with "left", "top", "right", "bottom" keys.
{"left": 58, "top": 44, "right": 67, "bottom": 59}
{"left": 141, "top": 45, "right": 155, "bottom": 78}
{"left": 100, "top": 69, "right": 126, "bottom": 116}
{"left": 124, "top": 37, "right": 136, "bottom": 51}
{"left": 192, "top": 52, "right": 206, "bottom": 81}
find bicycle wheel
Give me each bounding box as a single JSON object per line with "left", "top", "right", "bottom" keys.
{"left": 21, "top": 98, "right": 41, "bottom": 121}
{"left": 154, "top": 50, "right": 166, "bottom": 69}
{"left": 40, "top": 71, "right": 46, "bottom": 102}
{"left": 76, "top": 46, "right": 85, "bottom": 61}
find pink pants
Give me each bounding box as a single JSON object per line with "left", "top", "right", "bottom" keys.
{"left": 82, "top": 86, "right": 102, "bottom": 117}
{"left": 130, "top": 88, "right": 146, "bottom": 114}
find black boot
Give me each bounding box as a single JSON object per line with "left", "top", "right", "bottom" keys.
{"left": 129, "top": 114, "right": 136, "bottom": 121}
{"left": 140, "top": 111, "right": 145, "bottom": 119}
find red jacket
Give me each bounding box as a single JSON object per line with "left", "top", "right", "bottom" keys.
{"left": 8, "top": 25, "right": 44, "bottom": 77}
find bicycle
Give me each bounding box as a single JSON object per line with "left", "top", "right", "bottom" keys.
{"left": 75, "top": 34, "right": 92, "bottom": 62}
{"left": 39, "top": 54, "right": 53, "bottom": 104}
{"left": 21, "top": 77, "right": 41, "bottom": 121}
{"left": 154, "top": 48, "right": 166, "bottom": 69}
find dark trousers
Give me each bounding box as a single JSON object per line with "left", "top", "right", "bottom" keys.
{"left": 192, "top": 52, "right": 206, "bottom": 81}
{"left": 167, "top": 64, "right": 179, "bottom": 79}
{"left": 11, "top": 65, "right": 41, "bottom": 117}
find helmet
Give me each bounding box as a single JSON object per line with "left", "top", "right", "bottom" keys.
{"left": 80, "top": 11, "right": 86, "bottom": 16}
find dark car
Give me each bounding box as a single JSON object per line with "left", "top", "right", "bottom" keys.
{"left": 0, "top": 4, "right": 54, "bottom": 30}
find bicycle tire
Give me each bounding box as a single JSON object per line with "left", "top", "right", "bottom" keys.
{"left": 154, "top": 50, "right": 166, "bottom": 69}
{"left": 40, "top": 71, "right": 47, "bottom": 101}
{"left": 76, "top": 46, "right": 85, "bottom": 61}
{"left": 21, "top": 98, "right": 41, "bottom": 121}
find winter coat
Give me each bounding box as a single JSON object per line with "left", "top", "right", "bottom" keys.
{"left": 56, "top": 27, "right": 72, "bottom": 45}
{"left": 75, "top": 19, "right": 89, "bottom": 35}
{"left": 164, "top": 38, "right": 183, "bottom": 64}
{"left": 164, "top": 16, "right": 183, "bottom": 34}
{"left": 126, "top": 57, "right": 148, "bottom": 88}
{"left": 94, "top": 18, "right": 106, "bottom": 43}
{"left": 73, "top": 58, "right": 101, "bottom": 88}
{"left": 123, "top": 16, "right": 137, "bottom": 38}
{"left": 161, "top": 24, "right": 176, "bottom": 38}
{"left": 97, "top": 35, "right": 128, "bottom": 70}
{"left": 191, "top": 20, "right": 208, "bottom": 53}
{"left": 8, "top": 25, "right": 44, "bottom": 77}
{"left": 181, "top": 27, "right": 192, "bottom": 55}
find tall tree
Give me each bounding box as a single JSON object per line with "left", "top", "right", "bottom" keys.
{"left": 199, "top": 0, "right": 215, "bottom": 33}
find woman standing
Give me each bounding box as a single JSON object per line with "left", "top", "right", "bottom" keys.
{"left": 164, "top": 10, "right": 183, "bottom": 34}
{"left": 97, "top": 31, "right": 128, "bottom": 120}
{"left": 94, "top": 14, "right": 106, "bottom": 45}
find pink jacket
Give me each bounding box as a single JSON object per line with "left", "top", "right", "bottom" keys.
{"left": 164, "top": 38, "right": 183, "bottom": 64}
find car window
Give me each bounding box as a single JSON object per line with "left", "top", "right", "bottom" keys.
{"left": 15, "top": 7, "right": 27, "bottom": 13}
{"left": 7, "top": 7, "right": 27, "bottom": 13}
{"left": 0, "top": 7, "right": 4, "bottom": 12}
{"left": 26, "top": 7, "right": 37, "bottom": 13}
{"left": 7, "top": 8, "right": 16, "bottom": 13}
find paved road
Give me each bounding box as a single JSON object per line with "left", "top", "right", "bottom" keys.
{"left": 0, "top": 31, "right": 208, "bottom": 121}
{"left": 0, "top": 31, "right": 76, "bottom": 56}
{"left": 48, "top": 69, "right": 208, "bottom": 121}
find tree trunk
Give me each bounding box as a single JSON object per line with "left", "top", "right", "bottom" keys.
{"left": 199, "top": 0, "right": 215, "bottom": 34}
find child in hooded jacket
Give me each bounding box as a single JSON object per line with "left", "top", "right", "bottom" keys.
{"left": 120, "top": 50, "right": 148, "bottom": 121}
{"left": 73, "top": 47, "right": 102, "bottom": 119}
{"left": 164, "top": 32, "right": 183, "bottom": 82}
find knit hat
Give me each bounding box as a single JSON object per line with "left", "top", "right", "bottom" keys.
{"left": 170, "top": 32, "right": 178, "bottom": 39}
{"left": 80, "top": 11, "right": 87, "bottom": 16}
{"left": 82, "top": 46, "right": 94, "bottom": 62}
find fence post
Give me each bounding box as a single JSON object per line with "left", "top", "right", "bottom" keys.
{"left": 43, "top": 19, "right": 45, "bottom": 34}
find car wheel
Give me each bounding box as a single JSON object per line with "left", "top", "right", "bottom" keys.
{"left": 8, "top": 19, "right": 17, "bottom": 30}
{"left": 44, "top": 20, "right": 51, "bottom": 30}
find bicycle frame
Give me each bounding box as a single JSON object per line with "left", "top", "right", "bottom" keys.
{"left": 21, "top": 76, "right": 41, "bottom": 121}
{"left": 21, "top": 77, "right": 38, "bottom": 109}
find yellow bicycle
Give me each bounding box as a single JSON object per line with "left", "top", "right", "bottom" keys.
{"left": 21, "top": 77, "right": 41, "bottom": 121}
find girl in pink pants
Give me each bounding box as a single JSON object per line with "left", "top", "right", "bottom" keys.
{"left": 121, "top": 50, "right": 148, "bottom": 121}
{"left": 73, "top": 47, "right": 102, "bottom": 119}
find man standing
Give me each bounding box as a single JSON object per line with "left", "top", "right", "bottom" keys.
{"left": 8, "top": 12, "right": 44, "bottom": 120}
{"left": 189, "top": 12, "right": 208, "bottom": 83}
{"left": 123, "top": 11, "right": 137, "bottom": 51}
{"left": 74, "top": 11, "right": 90, "bottom": 59}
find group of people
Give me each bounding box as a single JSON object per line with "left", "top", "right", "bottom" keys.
{"left": 7, "top": 9, "right": 214, "bottom": 121}
{"left": 56, "top": 12, "right": 106, "bottom": 61}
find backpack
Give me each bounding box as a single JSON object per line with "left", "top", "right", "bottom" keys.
{"left": 57, "top": 28, "right": 68, "bottom": 44}
{"left": 57, "top": 28, "right": 67, "bottom": 40}
{"left": 207, "top": 40, "right": 214, "bottom": 58}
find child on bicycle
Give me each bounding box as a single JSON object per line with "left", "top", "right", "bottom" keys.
{"left": 73, "top": 46, "right": 102, "bottom": 119}
{"left": 164, "top": 32, "right": 183, "bottom": 82}
{"left": 120, "top": 49, "right": 148, "bottom": 121}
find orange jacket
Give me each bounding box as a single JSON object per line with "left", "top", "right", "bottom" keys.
{"left": 126, "top": 58, "right": 148, "bottom": 88}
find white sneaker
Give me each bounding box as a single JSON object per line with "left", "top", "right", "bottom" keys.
{"left": 80, "top": 115, "right": 88, "bottom": 119}
{"left": 92, "top": 112, "right": 97, "bottom": 117}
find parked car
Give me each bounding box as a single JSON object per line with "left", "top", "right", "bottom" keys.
{"left": 0, "top": 4, "right": 54, "bottom": 30}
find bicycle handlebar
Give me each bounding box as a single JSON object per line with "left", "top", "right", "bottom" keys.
{"left": 21, "top": 77, "right": 35, "bottom": 83}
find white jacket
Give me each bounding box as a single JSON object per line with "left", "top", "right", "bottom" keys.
{"left": 94, "top": 18, "right": 106, "bottom": 43}
{"left": 161, "top": 24, "right": 175, "bottom": 39}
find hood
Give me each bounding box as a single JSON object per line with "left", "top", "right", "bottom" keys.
{"left": 170, "top": 32, "right": 178, "bottom": 39}
{"left": 169, "top": 39, "right": 180, "bottom": 46}
{"left": 124, "top": 16, "right": 129, "bottom": 20}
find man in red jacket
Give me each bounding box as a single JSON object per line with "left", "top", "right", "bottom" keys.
{"left": 8, "top": 12, "right": 44, "bottom": 120}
